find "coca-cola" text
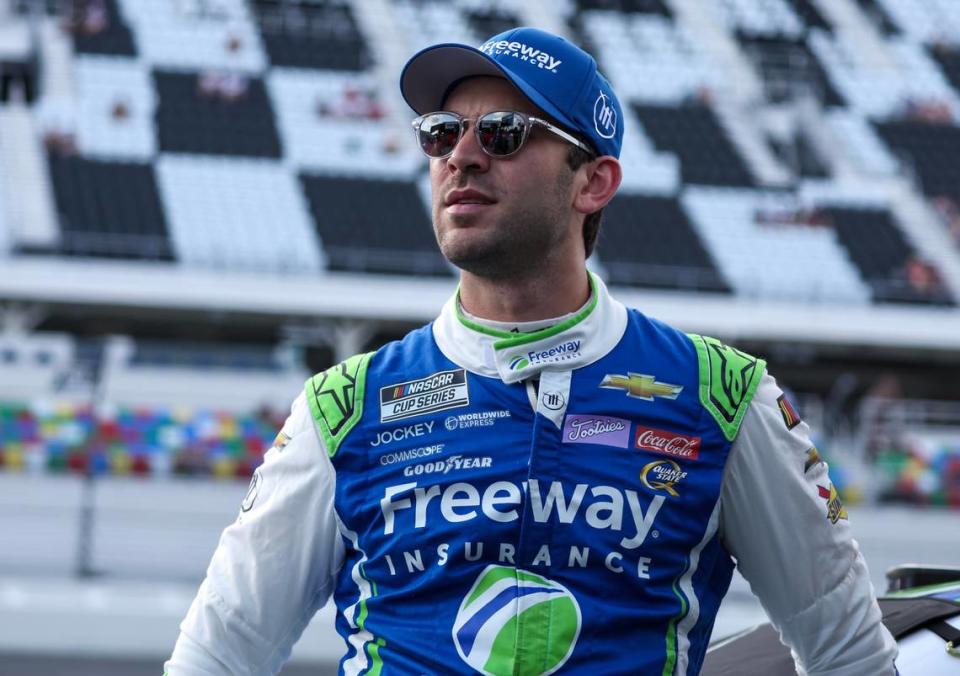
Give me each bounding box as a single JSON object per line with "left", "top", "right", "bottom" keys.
{"left": 635, "top": 426, "right": 701, "bottom": 460}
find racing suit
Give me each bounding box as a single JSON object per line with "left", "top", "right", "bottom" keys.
{"left": 166, "top": 274, "right": 897, "bottom": 675}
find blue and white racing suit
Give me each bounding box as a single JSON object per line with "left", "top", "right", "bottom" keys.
{"left": 166, "top": 275, "right": 897, "bottom": 675}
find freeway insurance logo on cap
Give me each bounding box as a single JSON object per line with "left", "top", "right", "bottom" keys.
{"left": 453, "top": 565, "right": 581, "bottom": 675}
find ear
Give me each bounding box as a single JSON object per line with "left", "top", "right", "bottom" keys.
{"left": 572, "top": 157, "right": 622, "bottom": 216}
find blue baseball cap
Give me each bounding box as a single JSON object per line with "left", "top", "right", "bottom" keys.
{"left": 400, "top": 27, "right": 623, "bottom": 159}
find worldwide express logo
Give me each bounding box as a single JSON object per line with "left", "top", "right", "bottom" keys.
{"left": 508, "top": 340, "right": 581, "bottom": 371}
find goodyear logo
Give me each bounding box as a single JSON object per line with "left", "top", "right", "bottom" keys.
{"left": 380, "top": 369, "right": 469, "bottom": 423}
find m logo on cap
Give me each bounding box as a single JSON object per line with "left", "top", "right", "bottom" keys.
{"left": 593, "top": 91, "right": 617, "bottom": 140}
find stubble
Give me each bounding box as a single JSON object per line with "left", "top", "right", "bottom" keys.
{"left": 435, "top": 169, "right": 574, "bottom": 281}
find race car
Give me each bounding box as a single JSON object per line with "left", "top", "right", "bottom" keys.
{"left": 703, "top": 564, "right": 960, "bottom": 675}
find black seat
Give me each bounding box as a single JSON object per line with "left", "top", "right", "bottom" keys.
{"left": 47, "top": 153, "right": 173, "bottom": 261}
{"left": 299, "top": 174, "right": 451, "bottom": 277}
{"left": 596, "top": 193, "right": 730, "bottom": 293}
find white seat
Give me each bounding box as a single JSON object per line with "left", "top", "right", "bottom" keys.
{"left": 682, "top": 187, "right": 872, "bottom": 304}
{"left": 156, "top": 154, "right": 322, "bottom": 273}
{"left": 118, "top": 0, "right": 266, "bottom": 72}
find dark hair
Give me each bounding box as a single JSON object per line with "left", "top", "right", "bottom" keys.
{"left": 566, "top": 144, "right": 604, "bottom": 258}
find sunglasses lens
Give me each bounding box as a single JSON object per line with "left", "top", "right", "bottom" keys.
{"left": 477, "top": 112, "right": 527, "bottom": 156}
{"left": 417, "top": 113, "right": 462, "bottom": 157}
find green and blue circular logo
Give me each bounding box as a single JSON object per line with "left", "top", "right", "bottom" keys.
{"left": 452, "top": 565, "right": 581, "bottom": 676}
{"left": 508, "top": 355, "right": 529, "bottom": 371}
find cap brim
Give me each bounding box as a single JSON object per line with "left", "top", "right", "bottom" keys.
{"left": 400, "top": 43, "right": 581, "bottom": 141}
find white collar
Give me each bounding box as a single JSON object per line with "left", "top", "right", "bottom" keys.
{"left": 433, "top": 273, "right": 629, "bottom": 384}
{"left": 457, "top": 302, "right": 582, "bottom": 335}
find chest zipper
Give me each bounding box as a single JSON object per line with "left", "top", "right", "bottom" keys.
{"left": 524, "top": 379, "right": 538, "bottom": 411}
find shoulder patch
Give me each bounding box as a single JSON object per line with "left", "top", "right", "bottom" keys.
{"left": 687, "top": 334, "right": 766, "bottom": 442}
{"left": 305, "top": 352, "right": 373, "bottom": 458}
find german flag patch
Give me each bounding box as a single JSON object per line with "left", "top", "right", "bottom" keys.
{"left": 804, "top": 447, "right": 823, "bottom": 473}
{"left": 777, "top": 393, "right": 801, "bottom": 430}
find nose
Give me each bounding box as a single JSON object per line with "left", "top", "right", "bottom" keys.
{"left": 444, "top": 122, "right": 490, "bottom": 175}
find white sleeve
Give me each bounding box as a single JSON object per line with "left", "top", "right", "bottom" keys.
{"left": 164, "top": 392, "right": 345, "bottom": 676}
{"left": 719, "top": 373, "right": 898, "bottom": 676}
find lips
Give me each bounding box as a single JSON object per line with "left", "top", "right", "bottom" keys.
{"left": 445, "top": 188, "right": 496, "bottom": 206}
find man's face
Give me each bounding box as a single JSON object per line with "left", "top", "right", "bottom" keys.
{"left": 428, "top": 77, "right": 580, "bottom": 280}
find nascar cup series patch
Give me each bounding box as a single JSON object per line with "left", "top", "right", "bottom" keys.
{"left": 379, "top": 368, "right": 469, "bottom": 423}
{"left": 453, "top": 565, "right": 581, "bottom": 676}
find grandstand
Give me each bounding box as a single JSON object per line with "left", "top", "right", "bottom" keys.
{"left": 3, "top": 1, "right": 960, "bottom": 672}
{"left": 1, "top": 0, "right": 959, "bottom": 497}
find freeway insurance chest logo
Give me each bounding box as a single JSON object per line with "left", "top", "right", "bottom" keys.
{"left": 453, "top": 565, "right": 581, "bottom": 676}
{"left": 380, "top": 369, "right": 469, "bottom": 423}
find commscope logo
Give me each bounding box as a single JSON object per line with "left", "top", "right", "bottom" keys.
{"left": 508, "top": 339, "right": 581, "bottom": 371}
{"left": 378, "top": 443, "right": 445, "bottom": 467}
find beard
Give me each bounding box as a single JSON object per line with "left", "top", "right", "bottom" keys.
{"left": 434, "top": 170, "right": 574, "bottom": 280}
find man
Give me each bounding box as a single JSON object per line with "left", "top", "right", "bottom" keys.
{"left": 166, "top": 27, "right": 897, "bottom": 675}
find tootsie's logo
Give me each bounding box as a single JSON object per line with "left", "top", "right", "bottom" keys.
{"left": 380, "top": 369, "right": 469, "bottom": 423}
{"left": 479, "top": 39, "right": 563, "bottom": 72}
{"left": 562, "top": 414, "right": 630, "bottom": 448}
{"left": 635, "top": 426, "right": 701, "bottom": 460}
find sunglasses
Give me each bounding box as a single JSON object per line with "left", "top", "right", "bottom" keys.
{"left": 411, "top": 110, "right": 595, "bottom": 159}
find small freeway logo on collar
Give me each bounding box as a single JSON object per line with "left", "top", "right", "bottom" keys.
{"left": 599, "top": 373, "right": 683, "bottom": 401}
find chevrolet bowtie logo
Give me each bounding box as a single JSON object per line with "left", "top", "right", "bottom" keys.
{"left": 599, "top": 373, "right": 683, "bottom": 401}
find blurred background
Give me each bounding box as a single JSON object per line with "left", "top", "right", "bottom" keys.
{"left": 0, "top": 0, "right": 959, "bottom": 673}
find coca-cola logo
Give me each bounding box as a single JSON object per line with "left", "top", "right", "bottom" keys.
{"left": 635, "top": 426, "right": 700, "bottom": 460}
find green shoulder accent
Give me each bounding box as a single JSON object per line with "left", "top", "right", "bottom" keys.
{"left": 687, "top": 334, "right": 766, "bottom": 442}
{"left": 305, "top": 352, "right": 373, "bottom": 458}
